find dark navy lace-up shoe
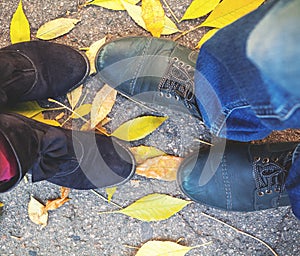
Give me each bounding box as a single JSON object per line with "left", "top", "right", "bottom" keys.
{"left": 177, "top": 141, "right": 299, "bottom": 211}
{"left": 96, "top": 36, "right": 201, "bottom": 118}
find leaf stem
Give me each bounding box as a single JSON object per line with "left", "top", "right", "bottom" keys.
{"left": 161, "top": 0, "right": 180, "bottom": 24}
{"left": 200, "top": 212, "right": 278, "bottom": 256}
{"left": 173, "top": 23, "right": 203, "bottom": 41}
{"left": 91, "top": 189, "right": 123, "bottom": 209}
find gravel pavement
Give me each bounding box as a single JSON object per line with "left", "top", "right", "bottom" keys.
{"left": 0, "top": 1, "right": 299, "bottom": 255}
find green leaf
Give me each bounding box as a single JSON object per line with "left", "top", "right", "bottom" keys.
{"left": 10, "top": 0, "right": 30, "bottom": 44}
{"left": 196, "top": 28, "right": 219, "bottom": 49}
{"left": 121, "top": 1, "right": 179, "bottom": 35}
{"left": 71, "top": 104, "right": 92, "bottom": 119}
{"left": 111, "top": 116, "right": 167, "bottom": 141}
{"left": 136, "top": 241, "right": 199, "bottom": 256}
{"left": 86, "top": 0, "right": 140, "bottom": 11}
{"left": 101, "top": 193, "right": 191, "bottom": 221}
{"left": 181, "top": 0, "right": 220, "bottom": 21}
{"left": 200, "top": 0, "right": 265, "bottom": 28}
{"left": 36, "top": 18, "right": 80, "bottom": 40}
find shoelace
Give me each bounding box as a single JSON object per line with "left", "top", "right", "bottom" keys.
{"left": 253, "top": 151, "right": 292, "bottom": 196}
{"left": 158, "top": 57, "right": 195, "bottom": 109}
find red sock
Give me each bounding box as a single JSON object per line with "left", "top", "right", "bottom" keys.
{"left": 0, "top": 133, "right": 17, "bottom": 182}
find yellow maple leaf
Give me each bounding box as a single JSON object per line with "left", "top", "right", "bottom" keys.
{"left": 86, "top": 0, "right": 140, "bottom": 11}
{"left": 67, "top": 85, "right": 84, "bottom": 110}
{"left": 141, "top": 0, "right": 165, "bottom": 37}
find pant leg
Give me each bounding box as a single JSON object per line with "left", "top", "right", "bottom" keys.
{"left": 286, "top": 147, "right": 300, "bottom": 220}
{"left": 195, "top": 0, "right": 300, "bottom": 142}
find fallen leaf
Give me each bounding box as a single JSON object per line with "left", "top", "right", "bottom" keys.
{"left": 136, "top": 155, "right": 183, "bottom": 181}
{"left": 111, "top": 116, "right": 167, "bottom": 141}
{"left": 181, "top": 0, "right": 220, "bottom": 21}
{"left": 90, "top": 84, "right": 117, "bottom": 129}
{"left": 106, "top": 187, "right": 117, "bottom": 203}
{"left": 10, "top": 0, "right": 30, "bottom": 44}
{"left": 200, "top": 0, "right": 265, "bottom": 28}
{"left": 136, "top": 240, "right": 200, "bottom": 256}
{"left": 28, "top": 196, "right": 48, "bottom": 227}
{"left": 121, "top": 1, "right": 179, "bottom": 35}
{"left": 130, "top": 145, "right": 166, "bottom": 164}
{"left": 42, "top": 187, "right": 70, "bottom": 213}
{"left": 86, "top": 0, "right": 140, "bottom": 11}
{"left": 142, "top": 0, "right": 165, "bottom": 37}
{"left": 61, "top": 187, "right": 70, "bottom": 199}
{"left": 84, "top": 37, "right": 107, "bottom": 74}
{"left": 31, "top": 113, "right": 61, "bottom": 127}
{"left": 36, "top": 18, "right": 80, "bottom": 40}
{"left": 196, "top": 28, "right": 219, "bottom": 49}
{"left": 101, "top": 193, "right": 191, "bottom": 221}
{"left": 7, "top": 101, "right": 46, "bottom": 118}
{"left": 67, "top": 85, "right": 83, "bottom": 109}
{"left": 71, "top": 104, "right": 92, "bottom": 119}
{"left": 55, "top": 112, "right": 65, "bottom": 120}
{"left": 0, "top": 202, "right": 4, "bottom": 207}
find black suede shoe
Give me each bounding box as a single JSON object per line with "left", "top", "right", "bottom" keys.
{"left": 96, "top": 36, "right": 201, "bottom": 118}
{"left": 0, "top": 113, "right": 135, "bottom": 192}
{"left": 177, "top": 141, "right": 299, "bottom": 211}
{"left": 0, "top": 41, "right": 89, "bottom": 106}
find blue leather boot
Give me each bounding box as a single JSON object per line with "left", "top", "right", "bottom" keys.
{"left": 177, "top": 141, "right": 299, "bottom": 211}
{"left": 96, "top": 36, "right": 201, "bottom": 118}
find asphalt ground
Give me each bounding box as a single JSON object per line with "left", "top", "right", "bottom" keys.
{"left": 0, "top": 0, "right": 300, "bottom": 255}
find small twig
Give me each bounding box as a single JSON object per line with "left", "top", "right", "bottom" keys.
{"left": 91, "top": 189, "right": 123, "bottom": 209}
{"left": 48, "top": 98, "right": 110, "bottom": 136}
{"left": 193, "top": 138, "right": 213, "bottom": 147}
{"left": 174, "top": 23, "right": 203, "bottom": 41}
{"left": 201, "top": 212, "right": 278, "bottom": 256}
{"left": 161, "top": 0, "right": 180, "bottom": 24}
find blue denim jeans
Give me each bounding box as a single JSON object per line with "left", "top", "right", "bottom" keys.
{"left": 195, "top": 0, "right": 300, "bottom": 219}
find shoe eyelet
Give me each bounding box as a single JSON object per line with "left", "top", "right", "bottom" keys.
{"left": 274, "top": 187, "right": 281, "bottom": 192}
{"left": 262, "top": 157, "right": 269, "bottom": 164}
{"left": 172, "top": 57, "right": 179, "bottom": 62}
{"left": 159, "top": 92, "right": 164, "bottom": 97}
{"left": 273, "top": 157, "right": 279, "bottom": 162}
{"left": 165, "top": 93, "right": 172, "bottom": 99}
{"left": 258, "top": 191, "right": 264, "bottom": 196}
{"left": 178, "top": 61, "right": 184, "bottom": 66}
{"left": 186, "top": 65, "right": 192, "bottom": 70}
{"left": 175, "top": 95, "right": 180, "bottom": 101}
{"left": 187, "top": 103, "right": 192, "bottom": 109}
{"left": 254, "top": 157, "right": 261, "bottom": 162}
{"left": 265, "top": 189, "right": 272, "bottom": 194}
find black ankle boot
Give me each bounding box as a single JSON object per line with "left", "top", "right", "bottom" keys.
{"left": 0, "top": 113, "right": 135, "bottom": 192}
{"left": 0, "top": 41, "right": 89, "bottom": 106}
